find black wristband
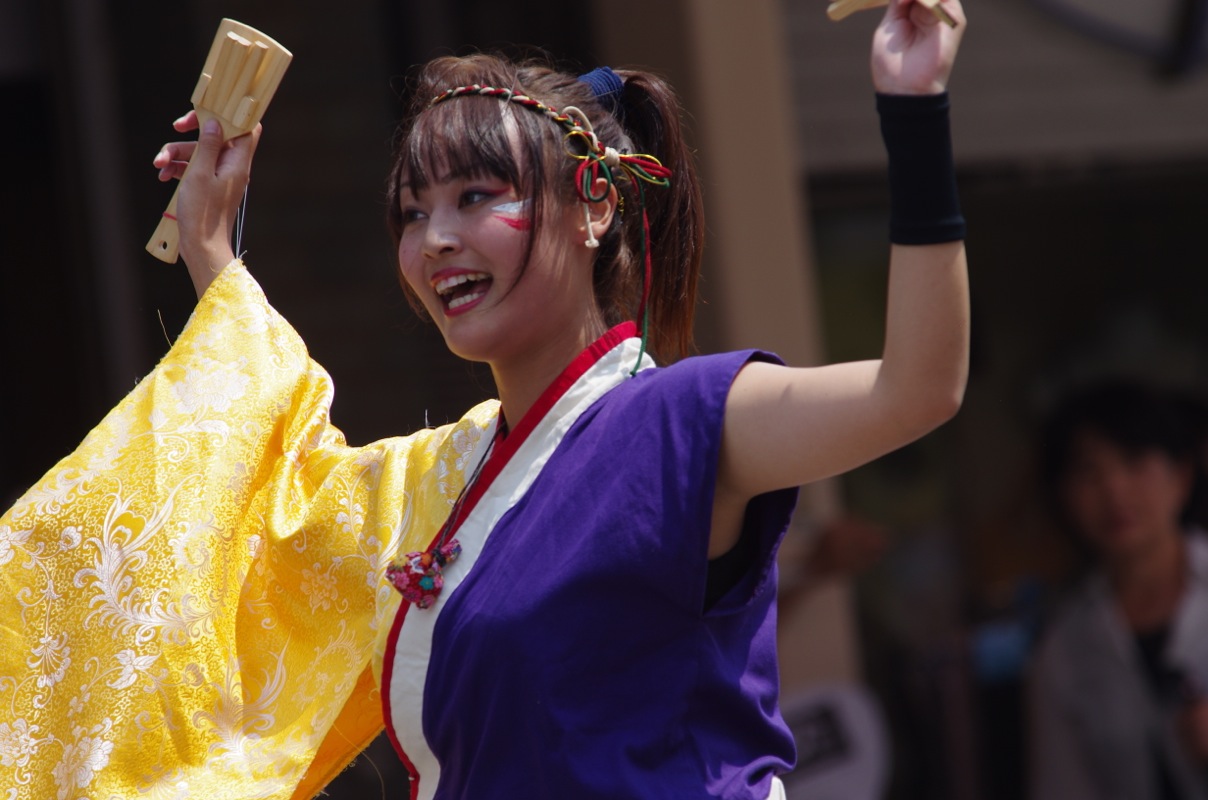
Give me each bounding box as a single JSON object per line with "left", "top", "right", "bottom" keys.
{"left": 877, "top": 92, "right": 966, "bottom": 245}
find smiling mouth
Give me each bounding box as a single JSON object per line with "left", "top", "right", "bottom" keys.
{"left": 434, "top": 272, "right": 492, "bottom": 311}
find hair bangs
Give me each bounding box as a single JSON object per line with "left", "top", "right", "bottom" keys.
{"left": 387, "top": 90, "right": 556, "bottom": 249}
{"left": 401, "top": 97, "right": 524, "bottom": 194}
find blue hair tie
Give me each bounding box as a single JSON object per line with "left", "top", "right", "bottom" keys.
{"left": 578, "top": 66, "right": 624, "bottom": 112}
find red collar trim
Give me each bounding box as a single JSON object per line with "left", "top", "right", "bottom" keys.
{"left": 431, "top": 321, "right": 636, "bottom": 548}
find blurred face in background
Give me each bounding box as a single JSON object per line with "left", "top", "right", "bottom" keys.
{"left": 1061, "top": 428, "right": 1193, "bottom": 564}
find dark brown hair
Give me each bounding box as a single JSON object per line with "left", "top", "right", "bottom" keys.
{"left": 386, "top": 54, "right": 703, "bottom": 362}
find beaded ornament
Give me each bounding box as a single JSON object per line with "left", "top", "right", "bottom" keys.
{"left": 387, "top": 424, "right": 501, "bottom": 609}
{"left": 386, "top": 540, "right": 463, "bottom": 609}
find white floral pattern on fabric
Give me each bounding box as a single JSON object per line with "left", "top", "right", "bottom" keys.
{"left": 0, "top": 262, "right": 495, "bottom": 800}
{"left": 51, "top": 719, "right": 114, "bottom": 800}
{"left": 0, "top": 719, "right": 41, "bottom": 769}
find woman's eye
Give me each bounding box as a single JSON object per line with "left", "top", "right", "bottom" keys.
{"left": 461, "top": 189, "right": 498, "bottom": 207}
{"left": 400, "top": 208, "right": 426, "bottom": 227}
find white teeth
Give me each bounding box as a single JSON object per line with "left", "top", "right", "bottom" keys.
{"left": 447, "top": 288, "right": 488, "bottom": 309}
{"left": 434, "top": 272, "right": 490, "bottom": 296}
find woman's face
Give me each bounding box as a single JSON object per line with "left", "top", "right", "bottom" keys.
{"left": 395, "top": 168, "right": 600, "bottom": 370}
{"left": 1060, "top": 429, "right": 1192, "bottom": 561}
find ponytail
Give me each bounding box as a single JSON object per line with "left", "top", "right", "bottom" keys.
{"left": 612, "top": 70, "right": 703, "bottom": 362}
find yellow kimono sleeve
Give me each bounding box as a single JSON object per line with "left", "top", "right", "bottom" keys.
{"left": 0, "top": 261, "right": 497, "bottom": 800}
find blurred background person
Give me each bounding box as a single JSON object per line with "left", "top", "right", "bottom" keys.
{"left": 1029, "top": 379, "right": 1208, "bottom": 800}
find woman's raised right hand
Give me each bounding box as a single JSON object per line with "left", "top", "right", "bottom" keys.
{"left": 871, "top": 0, "right": 965, "bottom": 96}
{"left": 153, "top": 112, "right": 262, "bottom": 297}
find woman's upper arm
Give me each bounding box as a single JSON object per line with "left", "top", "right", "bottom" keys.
{"left": 718, "top": 240, "right": 969, "bottom": 502}
{"left": 717, "top": 357, "right": 960, "bottom": 502}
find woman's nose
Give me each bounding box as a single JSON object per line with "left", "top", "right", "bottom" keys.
{"left": 422, "top": 210, "right": 462, "bottom": 259}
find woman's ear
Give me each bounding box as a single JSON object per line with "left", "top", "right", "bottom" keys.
{"left": 583, "top": 180, "right": 619, "bottom": 246}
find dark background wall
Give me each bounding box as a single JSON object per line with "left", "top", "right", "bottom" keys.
{"left": 0, "top": 0, "right": 599, "bottom": 505}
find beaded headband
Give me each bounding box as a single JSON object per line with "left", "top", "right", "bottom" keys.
{"left": 429, "top": 76, "right": 671, "bottom": 373}
{"left": 428, "top": 84, "right": 671, "bottom": 229}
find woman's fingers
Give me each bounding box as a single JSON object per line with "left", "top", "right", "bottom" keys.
{"left": 189, "top": 118, "right": 226, "bottom": 175}
{"left": 154, "top": 141, "right": 196, "bottom": 182}
{"left": 214, "top": 123, "right": 262, "bottom": 183}
{"left": 152, "top": 110, "right": 207, "bottom": 181}
{"left": 157, "top": 117, "right": 262, "bottom": 187}
{"left": 172, "top": 110, "right": 200, "bottom": 133}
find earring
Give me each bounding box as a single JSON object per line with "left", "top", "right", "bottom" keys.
{"left": 583, "top": 202, "right": 599, "bottom": 248}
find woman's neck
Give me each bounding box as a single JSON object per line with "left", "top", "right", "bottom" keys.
{"left": 489, "top": 316, "right": 609, "bottom": 426}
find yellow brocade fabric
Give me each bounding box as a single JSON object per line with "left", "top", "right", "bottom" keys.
{"left": 0, "top": 262, "right": 496, "bottom": 799}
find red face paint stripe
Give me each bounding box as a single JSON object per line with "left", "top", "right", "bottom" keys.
{"left": 492, "top": 215, "right": 532, "bottom": 231}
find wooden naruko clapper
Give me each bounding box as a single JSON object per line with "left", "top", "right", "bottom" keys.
{"left": 146, "top": 19, "right": 292, "bottom": 263}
